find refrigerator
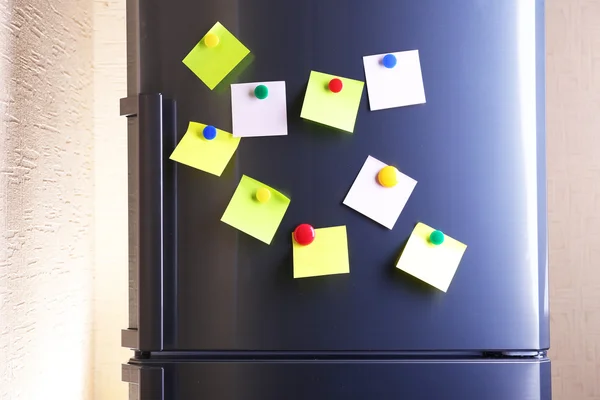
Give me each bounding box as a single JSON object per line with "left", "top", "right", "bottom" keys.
{"left": 120, "top": 0, "right": 550, "bottom": 399}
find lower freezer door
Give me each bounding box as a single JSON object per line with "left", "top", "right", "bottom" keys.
{"left": 123, "top": 358, "right": 551, "bottom": 400}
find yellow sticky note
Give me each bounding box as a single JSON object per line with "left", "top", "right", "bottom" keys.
{"left": 221, "top": 175, "right": 290, "bottom": 244}
{"left": 300, "top": 71, "right": 364, "bottom": 133}
{"left": 293, "top": 226, "right": 350, "bottom": 279}
{"left": 396, "top": 223, "right": 467, "bottom": 292}
{"left": 183, "top": 22, "right": 251, "bottom": 90}
{"left": 169, "top": 122, "right": 240, "bottom": 177}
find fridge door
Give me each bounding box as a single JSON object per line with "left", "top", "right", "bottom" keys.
{"left": 123, "top": 0, "right": 548, "bottom": 351}
{"left": 123, "top": 358, "right": 552, "bottom": 400}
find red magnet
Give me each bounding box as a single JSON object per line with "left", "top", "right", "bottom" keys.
{"left": 294, "top": 224, "right": 316, "bottom": 246}
{"left": 328, "top": 78, "right": 343, "bottom": 93}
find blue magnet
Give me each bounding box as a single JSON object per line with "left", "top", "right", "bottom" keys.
{"left": 383, "top": 54, "right": 397, "bottom": 69}
{"left": 203, "top": 125, "right": 217, "bottom": 140}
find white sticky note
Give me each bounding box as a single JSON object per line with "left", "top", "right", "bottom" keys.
{"left": 343, "top": 156, "right": 417, "bottom": 229}
{"left": 396, "top": 222, "right": 467, "bottom": 292}
{"left": 231, "top": 81, "right": 288, "bottom": 137}
{"left": 363, "top": 50, "right": 426, "bottom": 111}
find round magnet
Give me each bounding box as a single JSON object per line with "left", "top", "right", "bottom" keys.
{"left": 429, "top": 230, "right": 445, "bottom": 245}
{"left": 254, "top": 84, "right": 269, "bottom": 100}
{"left": 202, "top": 125, "right": 217, "bottom": 140}
{"left": 383, "top": 54, "right": 397, "bottom": 69}
{"left": 377, "top": 166, "right": 399, "bottom": 188}
{"left": 328, "top": 78, "right": 343, "bottom": 93}
{"left": 293, "top": 224, "right": 316, "bottom": 246}
{"left": 255, "top": 187, "right": 271, "bottom": 203}
{"left": 204, "top": 33, "right": 219, "bottom": 48}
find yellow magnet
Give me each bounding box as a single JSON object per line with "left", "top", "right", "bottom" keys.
{"left": 255, "top": 187, "right": 271, "bottom": 203}
{"left": 204, "top": 33, "right": 220, "bottom": 48}
{"left": 377, "top": 166, "right": 399, "bottom": 188}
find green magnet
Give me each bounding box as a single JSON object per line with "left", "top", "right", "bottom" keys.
{"left": 429, "top": 230, "right": 445, "bottom": 245}
{"left": 254, "top": 84, "right": 268, "bottom": 99}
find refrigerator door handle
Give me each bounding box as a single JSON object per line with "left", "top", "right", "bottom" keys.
{"left": 120, "top": 94, "right": 177, "bottom": 352}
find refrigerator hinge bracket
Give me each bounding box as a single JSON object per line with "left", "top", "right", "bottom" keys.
{"left": 123, "top": 364, "right": 164, "bottom": 400}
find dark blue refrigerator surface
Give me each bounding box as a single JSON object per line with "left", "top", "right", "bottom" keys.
{"left": 121, "top": 0, "right": 550, "bottom": 398}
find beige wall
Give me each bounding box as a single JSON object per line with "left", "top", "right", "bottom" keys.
{"left": 547, "top": 1, "right": 600, "bottom": 398}
{"left": 0, "top": 0, "right": 94, "bottom": 399}
{"left": 0, "top": 0, "right": 598, "bottom": 399}
{"left": 92, "top": 0, "right": 129, "bottom": 399}
{"left": 0, "top": 0, "right": 129, "bottom": 398}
